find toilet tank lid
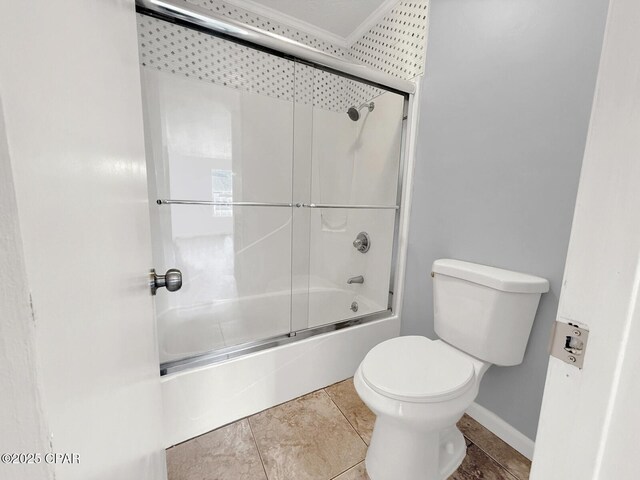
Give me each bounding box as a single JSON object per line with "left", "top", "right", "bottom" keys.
{"left": 432, "top": 259, "right": 549, "bottom": 294}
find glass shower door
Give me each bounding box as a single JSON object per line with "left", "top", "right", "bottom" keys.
{"left": 293, "top": 68, "right": 406, "bottom": 330}
{"left": 140, "top": 40, "right": 296, "bottom": 365}
{"left": 139, "top": 27, "right": 407, "bottom": 368}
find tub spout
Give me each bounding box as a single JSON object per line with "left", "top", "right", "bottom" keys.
{"left": 347, "top": 275, "right": 364, "bottom": 285}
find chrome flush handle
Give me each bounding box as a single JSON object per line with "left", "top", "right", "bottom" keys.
{"left": 150, "top": 268, "right": 182, "bottom": 295}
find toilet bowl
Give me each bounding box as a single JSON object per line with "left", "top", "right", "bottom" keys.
{"left": 355, "top": 259, "right": 549, "bottom": 480}
{"left": 354, "top": 336, "right": 489, "bottom": 480}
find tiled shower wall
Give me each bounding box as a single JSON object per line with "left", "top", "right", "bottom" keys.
{"left": 187, "top": 0, "right": 350, "bottom": 57}
{"left": 136, "top": 0, "right": 428, "bottom": 110}
{"left": 349, "top": 1, "right": 429, "bottom": 80}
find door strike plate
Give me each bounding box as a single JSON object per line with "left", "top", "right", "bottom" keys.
{"left": 550, "top": 321, "right": 589, "bottom": 369}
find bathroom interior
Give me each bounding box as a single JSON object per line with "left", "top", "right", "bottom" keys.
{"left": 3, "top": 0, "right": 640, "bottom": 479}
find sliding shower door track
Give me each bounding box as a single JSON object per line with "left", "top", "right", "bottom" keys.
{"left": 160, "top": 309, "right": 392, "bottom": 376}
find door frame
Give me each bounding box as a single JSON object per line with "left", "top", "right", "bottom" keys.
{"left": 531, "top": 0, "right": 640, "bottom": 477}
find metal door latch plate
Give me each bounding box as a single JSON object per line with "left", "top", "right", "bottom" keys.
{"left": 550, "top": 321, "right": 589, "bottom": 369}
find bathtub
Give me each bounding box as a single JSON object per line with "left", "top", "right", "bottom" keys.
{"left": 158, "top": 286, "right": 384, "bottom": 364}
{"left": 160, "top": 312, "right": 399, "bottom": 447}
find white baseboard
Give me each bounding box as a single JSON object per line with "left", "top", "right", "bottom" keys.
{"left": 466, "top": 402, "right": 535, "bottom": 460}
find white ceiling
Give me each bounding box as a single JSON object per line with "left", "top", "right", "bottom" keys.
{"left": 226, "top": 0, "right": 397, "bottom": 46}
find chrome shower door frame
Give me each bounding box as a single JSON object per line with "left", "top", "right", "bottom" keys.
{"left": 135, "top": 1, "right": 417, "bottom": 376}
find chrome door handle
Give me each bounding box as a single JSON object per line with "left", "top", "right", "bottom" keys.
{"left": 150, "top": 268, "right": 182, "bottom": 295}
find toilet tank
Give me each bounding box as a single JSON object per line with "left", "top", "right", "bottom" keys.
{"left": 432, "top": 259, "right": 549, "bottom": 366}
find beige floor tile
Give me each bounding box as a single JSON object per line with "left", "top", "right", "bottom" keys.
{"left": 166, "top": 419, "right": 267, "bottom": 480}
{"left": 333, "top": 461, "right": 370, "bottom": 480}
{"left": 325, "top": 379, "right": 376, "bottom": 445}
{"left": 249, "top": 390, "right": 367, "bottom": 480}
{"left": 449, "top": 445, "right": 517, "bottom": 480}
{"left": 457, "top": 415, "right": 531, "bottom": 480}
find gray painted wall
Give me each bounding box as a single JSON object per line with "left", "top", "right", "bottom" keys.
{"left": 402, "top": 0, "right": 609, "bottom": 440}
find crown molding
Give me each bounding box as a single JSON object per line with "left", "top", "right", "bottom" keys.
{"left": 221, "top": 0, "right": 351, "bottom": 49}
{"left": 344, "top": 0, "right": 399, "bottom": 47}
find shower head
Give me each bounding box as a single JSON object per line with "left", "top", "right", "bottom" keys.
{"left": 347, "top": 102, "right": 375, "bottom": 121}
{"left": 347, "top": 106, "right": 361, "bottom": 121}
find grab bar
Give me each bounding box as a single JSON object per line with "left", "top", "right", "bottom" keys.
{"left": 156, "top": 200, "right": 399, "bottom": 210}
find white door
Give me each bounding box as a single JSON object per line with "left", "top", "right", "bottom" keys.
{"left": 0, "top": 1, "right": 166, "bottom": 479}
{"left": 531, "top": 0, "right": 640, "bottom": 478}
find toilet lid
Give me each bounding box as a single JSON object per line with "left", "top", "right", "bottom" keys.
{"left": 361, "top": 336, "right": 475, "bottom": 403}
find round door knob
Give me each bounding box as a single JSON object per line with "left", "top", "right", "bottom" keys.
{"left": 150, "top": 268, "right": 183, "bottom": 295}
{"left": 164, "top": 269, "right": 182, "bottom": 292}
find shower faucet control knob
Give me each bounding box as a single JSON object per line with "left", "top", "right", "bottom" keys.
{"left": 150, "top": 268, "right": 182, "bottom": 295}
{"left": 353, "top": 232, "right": 371, "bottom": 253}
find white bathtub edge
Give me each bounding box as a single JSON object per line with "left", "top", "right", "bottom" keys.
{"left": 161, "top": 315, "right": 400, "bottom": 447}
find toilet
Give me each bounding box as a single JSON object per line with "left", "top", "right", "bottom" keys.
{"left": 354, "top": 259, "right": 549, "bottom": 480}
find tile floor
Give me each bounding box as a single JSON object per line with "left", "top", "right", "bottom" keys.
{"left": 167, "top": 378, "right": 531, "bottom": 480}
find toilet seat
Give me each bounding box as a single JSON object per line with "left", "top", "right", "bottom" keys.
{"left": 361, "top": 336, "right": 475, "bottom": 403}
